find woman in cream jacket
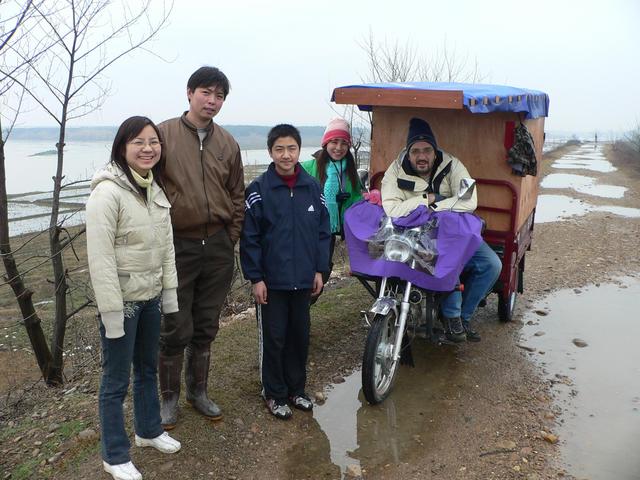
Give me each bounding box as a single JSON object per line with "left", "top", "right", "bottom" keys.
{"left": 86, "top": 116, "right": 180, "bottom": 480}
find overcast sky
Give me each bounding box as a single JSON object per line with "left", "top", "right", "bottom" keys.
{"left": 9, "top": 0, "right": 640, "bottom": 135}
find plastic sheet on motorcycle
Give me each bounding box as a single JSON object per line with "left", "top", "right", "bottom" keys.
{"left": 367, "top": 215, "right": 439, "bottom": 275}
{"left": 344, "top": 202, "right": 484, "bottom": 291}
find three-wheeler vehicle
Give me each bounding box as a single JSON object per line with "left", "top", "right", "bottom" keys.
{"left": 333, "top": 82, "right": 549, "bottom": 404}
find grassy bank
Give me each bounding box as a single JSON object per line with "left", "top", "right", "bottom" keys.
{"left": 0, "top": 202, "right": 371, "bottom": 479}
{"left": 0, "top": 261, "right": 370, "bottom": 479}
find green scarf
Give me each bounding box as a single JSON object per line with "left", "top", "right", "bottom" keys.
{"left": 324, "top": 159, "right": 345, "bottom": 234}
{"left": 130, "top": 168, "right": 154, "bottom": 203}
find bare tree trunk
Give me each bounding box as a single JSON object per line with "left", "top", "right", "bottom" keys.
{"left": 352, "top": 140, "right": 362, "bottom": 169}
{"left": 1, "top": 0, "right": 172, "bottom": 386}
{"left": 0, "top": 119, "right": 57, "bottom": 385}
{"left": 48, "top": 102, "right": 70, "bottom": 383}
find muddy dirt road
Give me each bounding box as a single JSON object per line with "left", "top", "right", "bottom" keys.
{"left": 238, "top": 142, "right": 640, "bottom": 480}
{"left": 1, "top": 142, "right": 639, "bottom": 480}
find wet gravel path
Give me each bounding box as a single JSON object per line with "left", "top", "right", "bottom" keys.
{"left": 238, "top": 142, "right": 640, "bottom": 480}
{"left": 3, "top": 142, "right": 638, "bottom": 480}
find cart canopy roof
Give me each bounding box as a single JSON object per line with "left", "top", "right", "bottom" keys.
{"left": 332, "top": 82, "right": 549, "bottom": 119}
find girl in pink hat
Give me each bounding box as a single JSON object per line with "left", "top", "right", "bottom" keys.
{"left": 301, "top": 117, "right": 363, "bottom": 301}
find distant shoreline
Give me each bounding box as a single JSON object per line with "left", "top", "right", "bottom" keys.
{"left": 8, "top": 125, "right": 330, "bottom": 150}
{"left": 29, "top": 149, "right": 57, "bottom": 157}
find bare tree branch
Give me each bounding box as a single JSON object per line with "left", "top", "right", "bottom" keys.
{"left": 69, "top": 1, "right": 172, "bottom": 99}
{"left": 360, "top": 31, "right": 484, "bottom": 84}
{"left": 1, "top": 79, "right": 28, "bottom": 141}
{"left": 0, "top": 69, "right": 63, "bottom": 123}
{"left": 61, "top": 178, "right": 90, "bottom": 189}
{"left": 3, "top": 45, "right": 67, "bottom": 104}
{"left": 0, "top": 228, "right": 49, "bottom": 258}
{"left": 0, "top": 0, "right": 35, "bottom": 53}
{"left": 31, "top": 1, "right": 73, "bottom": 56}
{"left": 65, "top": 300, "right": 93, "bottom": 321}
{"left": 1, "top": 0, "right": 174, "bottom": 386}
{"left": 75, "top": 0, "right": 148, "bottom": 63}
{"left": 0, "top": 226, "right": 83, "bottom": 288}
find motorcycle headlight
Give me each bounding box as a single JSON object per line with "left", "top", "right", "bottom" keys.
{"left": 384, "top": 234, "right": 413, "bottom": 263}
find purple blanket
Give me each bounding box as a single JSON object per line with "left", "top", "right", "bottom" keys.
{"left": 344, "top": 201, "right": 483, "bottom": 291}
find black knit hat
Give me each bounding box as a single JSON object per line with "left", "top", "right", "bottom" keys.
{"left": 406, "top": 118, "right": 437, "bottom": 151}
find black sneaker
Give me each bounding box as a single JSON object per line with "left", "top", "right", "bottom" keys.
{"left": 265, "top": 398, "right": 292, "bottom": 420}
{"left": 289, "top": 394, "right": 313, "bottom": 411}
{"left": 443, "top": 317, "right": 466, "bottom": 343}
{"left": 464, "top": 325, "right": 481, "bottom": 342}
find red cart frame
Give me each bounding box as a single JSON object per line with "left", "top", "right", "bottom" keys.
{"left": 475, "top": 179, "right": 535, "bottom": 321}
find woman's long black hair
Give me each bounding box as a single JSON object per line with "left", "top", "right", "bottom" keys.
{"left": 315, "top": 147, "right": 359, "bottom": 192}
{"left": 110, "top": 116, "right": 167, "bottom": 199}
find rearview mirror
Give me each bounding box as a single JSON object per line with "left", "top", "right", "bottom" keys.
{"left": 449, "top": 178, "right": 476, "bottom": 211}
{"left": 457, "top": 178, "right": 476, "bottom": 200}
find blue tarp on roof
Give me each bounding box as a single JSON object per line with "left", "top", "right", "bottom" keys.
{"left": 332, "top": 82, "right": 549, "bottom": 119}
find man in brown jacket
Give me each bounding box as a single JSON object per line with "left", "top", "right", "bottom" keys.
{"left": 158, "top": 66, "right": 245, "bottom": 429}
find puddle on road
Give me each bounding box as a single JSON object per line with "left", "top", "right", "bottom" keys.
{"left": 284, "top": 345, "right": 463, "bottom": 479}
{"left": 521, "top": 277, "right": 640, "bottom": 480}
{"left": 551, "top": 145, "right": 615, "bottom": 173}
{"left": 551, "top": 158, "right": 616, "bottom": 173}
{"left": 595, "top": 205, "right": 640, "bottom": 218}
{"left": 535, "top": 195, "right": 640, "bottom": 223}
{"left": 561, "top": 152, "right": 607, "bottom": 161}
{"left": 535, "top": 195, "right": 592, "bottom": 223}
{"left": 541, "top": 173, "right": 627, "bottom": 198}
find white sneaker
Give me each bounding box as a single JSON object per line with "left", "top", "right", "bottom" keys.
{"left": 103, "top": 461, "right": 142, "bottom": 480}
{"left": 135, "top": 431, "right": 181, "bottom": 453}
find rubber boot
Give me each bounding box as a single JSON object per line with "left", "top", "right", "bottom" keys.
{"left": 159, "top": 351, "right": 183, "bottom": 430}
{"left": 185, "top": 344, "right": 222, "bottom": 421}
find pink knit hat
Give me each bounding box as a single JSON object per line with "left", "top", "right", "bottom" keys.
{"left": 321, "top": 117, "right": 351, "bottom": 147}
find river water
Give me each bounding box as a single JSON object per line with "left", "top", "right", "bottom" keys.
{"left": 3, "top": 140, "right": 319, "bottom": 194}
{"left": 3, "top": 140, "right": 318, "bottom": 236}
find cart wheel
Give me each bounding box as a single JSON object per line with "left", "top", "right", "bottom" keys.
{"left": 498, "top": 257, "right": 524, "bottom": 322}
{"left": 498, "top": 290, "right": 517, "bottom": 322}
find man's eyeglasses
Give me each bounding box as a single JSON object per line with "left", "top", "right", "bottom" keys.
{"left": 409, "top": 146, "right": 434, "bottom": 157}
{"left": 128, "top": 139, "right": 161, "bottom": 148}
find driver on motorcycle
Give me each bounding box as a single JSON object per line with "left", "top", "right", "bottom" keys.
{"left": 381, "top": 118, "right": 502, "bottom": 343}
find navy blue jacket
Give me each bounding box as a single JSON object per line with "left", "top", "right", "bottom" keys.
{"left": 240, "top": 163, "right": 331, "bottom": 290}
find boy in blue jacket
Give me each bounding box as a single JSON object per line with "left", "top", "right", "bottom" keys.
{"left": 240, "top": 124, "right": 331, "bottom": 419}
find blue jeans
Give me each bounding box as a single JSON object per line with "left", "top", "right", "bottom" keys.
{"left": 99, "top": 296, "right": 164, "bottom": 464}
{"left": 440, "top": 241, "right": 502, "bottom": 326}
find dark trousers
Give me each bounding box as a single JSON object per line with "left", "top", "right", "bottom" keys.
{"left": 160, "top": 229, "right": 235, "bottom": 356}
{"left": 312, "top": 234, "right": 337, "bottom": 304}
{"left": 257, "top": 289, "right": 311, "bottom": 401}
{"left": 320, "top": 234, "right": 337, "bottom": 285}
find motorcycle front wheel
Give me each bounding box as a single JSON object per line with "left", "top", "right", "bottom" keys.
{"left": 362, "top": 310, "right": 402, "bottom": 405}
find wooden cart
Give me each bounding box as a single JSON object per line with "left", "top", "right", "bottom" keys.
{"left": 332, "top": 82, "right": 549, "bottom": 321}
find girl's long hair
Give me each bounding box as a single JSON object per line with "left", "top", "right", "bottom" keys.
{"left": 315, "top": 147, "right": 359, "bottom": 191}
{"left": 110, "top": 116, "right": 167, "bottom": 199}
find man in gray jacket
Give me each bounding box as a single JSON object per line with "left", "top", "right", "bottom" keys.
{"left": 158, "top": 66, "right": 245, "bottom": 429}
{"left": 381, "top": 118, "right": 501, "bottom": 343}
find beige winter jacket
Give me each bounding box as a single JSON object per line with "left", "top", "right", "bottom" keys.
{"left": 381, "top": 148, "right": 477, "bottom": 217}
{"left": 86, "top": 164, "right": 179, "bottom": 339}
